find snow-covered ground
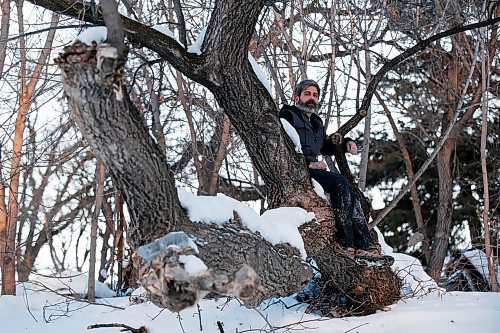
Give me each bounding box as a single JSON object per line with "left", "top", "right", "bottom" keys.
{"left": 1, "top": 280, "right": 499, "bottom": 333}
{"left": 2, "top": 191, "right": 498, "bottom": 332}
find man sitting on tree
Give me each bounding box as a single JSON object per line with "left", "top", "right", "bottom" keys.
{"left": 279, "top": 79, "right": 385, "bottom": 260}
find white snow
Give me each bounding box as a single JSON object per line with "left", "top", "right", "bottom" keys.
{"left": 463, "top": 249, "right": 500, "bottom": 286}
{"left": 248, "top": 53, "right": 273, "bottom": 95}
{"left": 374, "top": 227, "right": 442, "bottom": 297}
{"left": 178, "top": 255, "right": 208, "bottom": 277}
{"left": 187, "top": 27, "right": 207, "bottom": 55}
{"left": 2, "top": 282, "right": 499, "bottom": 333}
{"left": 311, "top": 179, "right": 328, "bottom": 199}
{"left": 29, "top": 270, "right": 115, "bottom": 299}
{"left": 280, "top": 118, "right": 303, "bottom": 153}
{"left": 2, "top": 194, "right": 499, "bottom": 332}
{"left": 99, "top": 269, "right": 108, "bottom": 280}
{"left": 152, "top": 24, "right": 175, "bottom": 39}
{"left": 177, "top": 188, "right": 314, "bottom": 259}
{"left": 75, "top": 26, "right": 108, "bottom": 45}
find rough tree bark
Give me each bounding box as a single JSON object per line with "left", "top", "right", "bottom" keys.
{"left": 55, "top": 41, "right": 312, "bottom": 310}
{"left": 31, "top": 0, "right": 410, "bottom": 313}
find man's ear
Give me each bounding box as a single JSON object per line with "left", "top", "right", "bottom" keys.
{"left": 293, "top": 95, "right": 299, "bottom": 104}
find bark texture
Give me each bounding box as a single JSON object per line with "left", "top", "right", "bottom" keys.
{"left": 41, "top": 0, "right": 403, "bottom": 314}
{"left": 56, "top": 43, "right": 311, "bottom": 310}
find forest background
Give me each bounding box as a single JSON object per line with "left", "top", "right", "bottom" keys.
{"left": 0, "top": 0, "right": 498, "bottom": 309}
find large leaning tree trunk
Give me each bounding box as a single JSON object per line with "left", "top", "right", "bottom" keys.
{"left": 34, "top": 0, "right": 401, "bottom": 314}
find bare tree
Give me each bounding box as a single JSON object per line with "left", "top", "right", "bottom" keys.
{"left": 0, "top": 0, "right": 58, "bottom": 294}
{"left": 19, "top": 0, "right": 500, "bottom": 312}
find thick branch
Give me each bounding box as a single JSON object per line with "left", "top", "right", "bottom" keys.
{"left": 26, "top": 0, "right": 209, "bottom": 85}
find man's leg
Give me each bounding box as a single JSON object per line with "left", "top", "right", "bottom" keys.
{"left": 309, "top": 169, "right": 354, "bottom": 248}
{"left": 350, "top": 191, "right": 376, "bottom": 250}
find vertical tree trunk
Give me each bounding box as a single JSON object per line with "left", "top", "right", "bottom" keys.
{"left": 88, "top": 161, "right": 106, "bottom": 302}
{"left": 1, "top": 3, "right": 58, "bottom": 294}
{"left": 0, "top": 0, "right": 10, "bottom": 77}
{"left": 480, "top": 29, "right": 498, "bottom": 292}
{"left": 207, "top": 114, "right": 231, "bottom": 195}
{"left": 429, "top": 141, "right": 454, "bottom": 280}
{"left": 116, "top": 195, "right": 127, "bottom": 292}
{"left": 358, "top": 47, "right": 371, "bottom": 191}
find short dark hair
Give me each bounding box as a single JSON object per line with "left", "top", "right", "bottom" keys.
{"left": 294, "top": 79, "right": 320, "bottom": 98}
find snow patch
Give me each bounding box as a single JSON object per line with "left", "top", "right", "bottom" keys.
{"left": 280, "top": 118, "right": 303, "bottom": 153}
{"left": 177, "top": 189, "right": 314, "bottom": 259}
{"left": 248, "top": 53, "right": 272, "bottom": 95}
{"left": 374, "top": 227, "right": 441, "bottom": 297}
{"left": 152, "top": 24, "right": 175, "bottom": 39}
{"left": 75, "top": 26, "right": 107, "bottom": 45}
{"left": 179, "top": 255, "right": 208, "bottom": 277}
{"left": 311, "top": 179, "right": 327, "bottom": 199}
{"left": 30, "top": 270, "right": 115, "bottom": 298}
{"left": 188, "top": 27, "right": 207, "bottom": 55}
{"left": 463, "top": 249, "right": 500, "bottom": 286}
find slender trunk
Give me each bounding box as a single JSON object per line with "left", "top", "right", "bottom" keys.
{"left": 0, "top": 149, "right": 7, "bottom": 275}
{"left": 176, "top": 71, "right": 206, "bottom": 193}
{"left": 0, "top": 0, "right": 10, "bottom": 78}
{"left": 116, "top": 195, "right": 126, "bottom": 292}
{"left": 88, "top": 161, "right": 106, "bottom": 301}
{"left": 358, "top": 46, "right": 371, "bottom": 191}
{"left": 480, "top": 28, "right": 498, "bottom": 292}
{"left": 2, "top": 84, "right": 29, "bottom": 296}
{"left": 99, "top": 197, "right": 114, "bottom": 283}
{"left": 429, "top": 141, "right": 454, "bottom": 280}
{"left": 207, "top": 114, "right": 230, "bottom": 195}
{"left": 2, "top": 4, "right": 58, "bottom": 294}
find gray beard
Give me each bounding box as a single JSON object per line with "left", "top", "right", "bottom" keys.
{"left": 296, "top": 100, "right": 320, "bottom": 115}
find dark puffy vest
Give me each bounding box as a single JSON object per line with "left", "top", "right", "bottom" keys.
{"left": 279, "top": 105, "right": 325, "bottom": 163}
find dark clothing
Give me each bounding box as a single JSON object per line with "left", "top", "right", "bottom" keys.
{"left": 280, "top": 105, "right": 375, "bottom": 250}
{"left": 309, "top": 169, "right": 375, "bottom": 249}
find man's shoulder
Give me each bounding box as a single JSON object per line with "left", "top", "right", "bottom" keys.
{"left": 279, "top": 104, "right": 300, "bottom": 117}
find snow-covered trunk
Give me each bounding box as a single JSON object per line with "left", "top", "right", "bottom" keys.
{"left": 56, "top": 42, "right": 311, "bottom": 311}
{"left": 50, "top": 0, "right": 401, "bottom": 315}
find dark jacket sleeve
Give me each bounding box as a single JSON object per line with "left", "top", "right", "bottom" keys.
{"left": 321, "top": 135, "right": 356, "bottom": 155}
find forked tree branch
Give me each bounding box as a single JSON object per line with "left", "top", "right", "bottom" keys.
{"left": 330, "top": 16, "right": 500, "bottom": 144}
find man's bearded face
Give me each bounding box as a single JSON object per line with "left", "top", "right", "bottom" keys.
{"left": 296, "top": 86, "right": 320, "bottom": 114}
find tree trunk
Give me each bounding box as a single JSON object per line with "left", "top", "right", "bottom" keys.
{"left": 43, "top": 0, "right": 401, "bottom": 314}
{"left": 88, "top": 161, "right": 106, "bottom": 302}
{"left": 429, "top": 140, "right": 454, "bottom": 280}
{"left": 0, "top": 0, "right": 10, "bottom": 77}
{"left": 53, "top": 40, "right": 400, "bottom": 311}
{"left": 56, "top": 43, "right": 313, "bottom": 310}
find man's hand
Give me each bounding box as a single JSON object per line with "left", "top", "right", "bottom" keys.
{"left": 309, "top": 161, "right": 328, "bottom": 170}
{"left": 346, "top": 141, "right": 358, "bottom": 155}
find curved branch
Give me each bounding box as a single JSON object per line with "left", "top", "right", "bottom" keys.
{"left": 331, "top": 17, "right": 500, "bottom": 144}
{"left": 26, "top": 0, "right": 209, "bottom": 85}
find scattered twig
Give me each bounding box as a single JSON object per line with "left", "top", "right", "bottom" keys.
{"left": 345, "top": 323, "right": 369, "bottom": 333}
{"left": 195, "top": 304, "right": 203, "bottom": 331}
{"left": 217, "top": 321, "right": 225, "bottom": 333}
{"left": 87, "top": 323, "right": 149, "bottom": 332}
{"left": 177, "top": 313, "right": 186, "bottom": 333}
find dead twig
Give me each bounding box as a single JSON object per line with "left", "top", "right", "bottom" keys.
{"left": 217, "top": 321, "right": 225, "bottom": 333}
{"left": 87, "top": 323, "right": 149, "bottom": 332}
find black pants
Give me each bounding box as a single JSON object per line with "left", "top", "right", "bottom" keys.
{"left": 309, "top": 169, "right": 375, "bottom": 250}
